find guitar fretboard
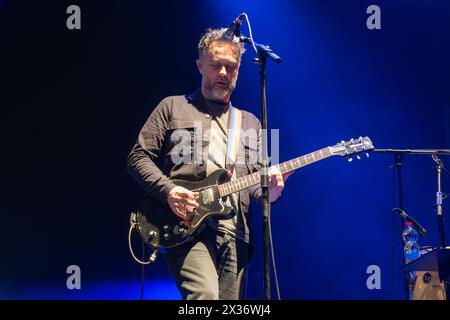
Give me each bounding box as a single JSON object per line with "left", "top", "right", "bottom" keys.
{"left": 218, "top": 147, "right": 332, "bottom": 197}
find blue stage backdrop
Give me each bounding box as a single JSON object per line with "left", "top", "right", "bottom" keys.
{"left": 0, "top": 0, "right": 449, "bottom": 299}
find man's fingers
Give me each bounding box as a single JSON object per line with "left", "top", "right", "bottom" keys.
{"left": 275, "top": 172, "right": 284, "bottom": 186}
{"left": 174, "top": 197, "right": 199, "bottom": 210}
{"left": 178, "top": 191, "right": 199, "bottom": 200}
{"left": 178, "top": 201, "right": 197, "bottom": 212}
{"left": 268, "top": 170, "right": 284, "bottom": 188}
{"left": 172, "top": 194, "right": 199, "bottom": 205}
{"left": 172, "top": 204, "right": 187, "bottom": 219}
{"left": 181, "top": 198, "right": 199, "bottom": 208}
{"left": 168, "top": 187, "right": 200, "bottom": 219}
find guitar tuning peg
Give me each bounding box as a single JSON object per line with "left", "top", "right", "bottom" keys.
{"left": 365, "top": 152, "right": 370, "bottom": 158}
{"left": 356, "top": 155, "right": 361, "bottom": 160}
{"left": 347, "top": 157, "right": 353, "bottom": 162}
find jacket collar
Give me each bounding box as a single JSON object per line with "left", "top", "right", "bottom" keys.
{"left": 185, "top": 88, "right": 202, "bottom": 103}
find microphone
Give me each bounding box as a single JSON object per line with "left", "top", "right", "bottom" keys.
{"left": 222, "top": 13, "right": 245, "bottom": 41}
{"left": 392, "top": 208, "right": 428, "bottom": 237}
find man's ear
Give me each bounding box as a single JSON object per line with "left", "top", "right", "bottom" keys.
{"left": 196, "top": 59, "right": 202, "bottom": 74}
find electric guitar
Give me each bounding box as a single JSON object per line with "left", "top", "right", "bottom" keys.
{"left": 131, "top": 137, "right": 374, "bottom": 250}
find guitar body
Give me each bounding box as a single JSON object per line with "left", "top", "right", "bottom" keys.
{"left": 135, "top": 169, "right": 233, "bottom": 249}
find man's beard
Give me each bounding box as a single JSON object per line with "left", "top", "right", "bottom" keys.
{"left": 207, "top": 81, "right": 235, "bottom": 101}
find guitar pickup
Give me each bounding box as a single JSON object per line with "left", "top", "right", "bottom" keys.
{"left": 202, "top": 188, "right": 214, "bottom": 204}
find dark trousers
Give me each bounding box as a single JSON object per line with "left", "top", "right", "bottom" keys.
{"left": 164, "top": 228, "right": 249, "bottom": 300}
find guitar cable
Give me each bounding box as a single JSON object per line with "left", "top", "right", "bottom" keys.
{"left": 268, "top": 212, "right": 282, "bottom": 300}
{"left": 128, "top": 222, "right": 153, "bottom": 265}
{"left": 129, "top": 215, "right": 161, "bottom": 300}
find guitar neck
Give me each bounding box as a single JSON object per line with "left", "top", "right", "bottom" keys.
{"left": 218, "top": 147, "right": 332, "bottom": 197}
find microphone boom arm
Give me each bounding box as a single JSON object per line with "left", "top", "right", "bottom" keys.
{"left": 393, "top": 208, "right": 429, "bottom": 237}
{"left": 239, "top": 36, "right": 282, "bottom": 63}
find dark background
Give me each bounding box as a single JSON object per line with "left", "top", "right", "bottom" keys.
{"left": 0, "top": 0, "right": 449, "bottom": 299}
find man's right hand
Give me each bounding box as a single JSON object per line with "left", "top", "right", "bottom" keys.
{"left": 167, "top": 186, "right": 199, "bottom": 220}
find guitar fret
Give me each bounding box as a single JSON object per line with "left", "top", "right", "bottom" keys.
{"left": 287, "top": 161, "right": 293, "bottom": 171}
{"left": 313, "top": 151, "right": 320, "bottom": 161}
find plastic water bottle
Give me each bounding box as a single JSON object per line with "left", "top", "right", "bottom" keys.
{"left": 402, "top": 221, "right": 422, "bottom": 299}
{"left": 402, "top": 221, "right": 420, "bottom": 263}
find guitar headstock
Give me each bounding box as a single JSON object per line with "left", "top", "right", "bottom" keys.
{"left": 330, "top": 137, "right": 374, "bottom": 161}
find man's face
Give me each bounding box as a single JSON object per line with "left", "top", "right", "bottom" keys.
{"left": 196, "top": 40, "right": 240, "bottom": 104}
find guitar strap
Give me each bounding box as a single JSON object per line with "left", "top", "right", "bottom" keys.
{"left": 225, "top": 106, "right": 242, "bottom": 172}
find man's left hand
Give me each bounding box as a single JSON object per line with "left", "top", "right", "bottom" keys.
{"left": 268, "top": 166, "right": 294, "bottom": 203}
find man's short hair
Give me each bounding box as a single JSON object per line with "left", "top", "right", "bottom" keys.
{"left": 197, "top": 28, "right": 245, "bottom": 62}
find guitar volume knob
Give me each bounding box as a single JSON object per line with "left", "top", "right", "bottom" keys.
{"left": 163, "top": 233, "right": 171, "bottom": 240}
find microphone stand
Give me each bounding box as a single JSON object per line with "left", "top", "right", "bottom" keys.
{"left": 432, "top": 155, "right": 448, "bottom": 249}
{"left": 240, "top": 35, "right": 281, "bottom": 300}
{"left": 372, "top": 148, "right": 450, "bottom": 300}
